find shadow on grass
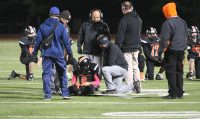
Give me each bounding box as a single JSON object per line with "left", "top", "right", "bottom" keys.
{"left": 1, "top": 86, "right": 41, "bottom": 90}
{"left": 0, "top": 94, "right": 42, "bottom": 100}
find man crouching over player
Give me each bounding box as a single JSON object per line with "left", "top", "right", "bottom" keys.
{"left": 97, "top": 34, "right": 135, "bottom": 94}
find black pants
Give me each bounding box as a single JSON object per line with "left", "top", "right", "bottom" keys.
{"left": 195, "top": 58, "right": 200, "bottom": 78}
{"left": 146, "top": 60, "right": 155, "bottom": 80}
{"left": 138, "top": 54, "right": 145, "bottom": 72}
{"left": 68, "top": 85, "right": 95, "bottom": 96}
{"left": 164, "top": 50, "right": 184, "bottom": 97}
{"left": 21, "top": 57, "right": 32, "bottom": 80}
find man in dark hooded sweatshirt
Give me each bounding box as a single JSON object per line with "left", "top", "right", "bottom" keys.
{"left": 158, "top": 2, "right": 188, "bottom": 99}
{"left": 115, "top": 1, "right": 142, "bottom": 93}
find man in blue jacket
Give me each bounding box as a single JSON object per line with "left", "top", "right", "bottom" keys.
{"left": 33, "top": 6, "right": 73, "bottom": 100}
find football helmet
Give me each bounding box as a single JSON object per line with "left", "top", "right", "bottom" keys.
{"left": 146, "top": 27, "right": 157, "bottom": 35}
{"left": 188, "top": 26, "right": 199, "bottom": 39}
{"left": 78, "top": 56, "right": 90, "bottom": 68}
{"left": 25, "top": 26, "right": 36, "bottom": 38}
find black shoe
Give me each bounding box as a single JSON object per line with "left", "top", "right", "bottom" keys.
{"left": 133, "top": 81, "right": 141, "bottom": 94}
{"left": 186, "top": 72, "right": 193, "bottom": 79}
{"left": 177, "top": 93, "right": 183, "bottom": 99}
{"left": 101, "top": 89, "right": 117, "bottom": 94}
{"left": 186, "top": 72, "right": 190, "bottom": 78}
{"left": 8, "top": 70, "right": 16, "bottom": 80}
{"left": 162, "top": 95, "right": 177, "bottom": 99}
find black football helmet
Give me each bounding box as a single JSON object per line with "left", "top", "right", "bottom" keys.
{"left": 146, "top": 27, "right": 157, "bottom": 35}
{"left": 189, "top": 26, "right": 199, "bottom": 34}
{"left": 146, "top": 27, "right": 157, "bottom": 38}
{"left": 188, "top": 26, "right": 199, "bottom": 39}
{"left": 25, "top": 26, "right": 36, "bottom": 38}
{"left": 78, "top": 56, "right": 90, "bottom": 68}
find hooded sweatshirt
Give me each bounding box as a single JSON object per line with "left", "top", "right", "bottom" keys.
{"left": 162, "top": 2, "right": 177, "bottom": 19}
{"left": 159, "top": 2, "right": 188, "bottom": 52}
{"left": 33, "top": 18, "right": 72, "bottom": 57}
{"left": 116, "top": 10, "right": 142, "bottom": 52}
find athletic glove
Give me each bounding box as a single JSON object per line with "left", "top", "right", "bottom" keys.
{"left": 158, "top": 52, "right": 163, "bottom": 63}
{"left": 67, "top": 54, "right": 74, "bottom": 65}
{"left": 32, "top": 54, "right": 38, "bottom": 63}
{"left": 77, "top": 48, "right": 82, "bottom": 54}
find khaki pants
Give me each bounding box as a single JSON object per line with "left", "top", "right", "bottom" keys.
{"left": 124, "top": 51, "right": 140, "bottom": 83}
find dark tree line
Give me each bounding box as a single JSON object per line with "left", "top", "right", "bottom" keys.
{"left": 0, "top": 0, "right": 199, "bottom": 34}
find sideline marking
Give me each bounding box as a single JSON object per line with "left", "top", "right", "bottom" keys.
{"left": 0, "top": 112, "right": 200, "bottom": 119}
{"left": 0, "top": 116, "right": 137, "bottom": 119}
{"left": 102, "top": 111, "right": 200, "bottom": 118}
{"left": 0, "top": 101, "right": 199, "bottom": 104}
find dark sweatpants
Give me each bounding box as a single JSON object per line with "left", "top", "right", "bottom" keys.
{"left": 164, "top": 50, "right": 185, "bottom": 97}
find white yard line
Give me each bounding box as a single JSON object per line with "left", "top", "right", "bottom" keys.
{"left": 0, "top": 101, "right": 199, "bottom": 104}
{"left": 102, "top": 111, "right": 200, "bottom": 118}
{"left": 0, "top": 116, "right": 141, "bottom": 119}
{"left": 1, "top": 112, "right": 200, "bottom": 119}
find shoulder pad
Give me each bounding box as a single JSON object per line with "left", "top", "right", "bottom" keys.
{"left": 89, "top": 63, "right": 99, "bottom": 73}
{"left": 141, "top": 38, "right": 148, "bottom": 43}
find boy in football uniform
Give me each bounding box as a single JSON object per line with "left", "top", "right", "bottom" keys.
{"left": 186, "top": 26, "right": 200, "bottom": 80}
{"left": 8, "top": 26, "right": 37, "bottom": 81}
{"left": 68, "top": 56, "right": 100, "bottom": 96}
{"left": 141, "top": 27, "right": 163, "bottom": 80}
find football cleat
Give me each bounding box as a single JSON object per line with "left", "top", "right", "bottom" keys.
{"left": 8, "top": 70, "right": 17, "bottom": 80}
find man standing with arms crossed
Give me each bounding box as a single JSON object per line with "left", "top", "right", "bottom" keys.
{"left": 115, "top": 1, "right": 142, "bottom": 93}
{"left": 158, "top": 2, "right": 188, "bottom": 99}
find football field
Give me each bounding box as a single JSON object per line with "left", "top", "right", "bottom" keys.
{"left": 0, "top": 39, "right": 200, "bottom": 119}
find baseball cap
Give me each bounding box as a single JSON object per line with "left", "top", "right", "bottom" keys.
{"left": 97, "top": 34, "right": 110, "bottom": 46}
{"left": 60, "top": 10, "right": 71, "bottom": 21}
{"left": 49, "top": 6, "right": 60, "bottom": 16}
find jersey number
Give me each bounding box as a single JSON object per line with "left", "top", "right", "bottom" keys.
{"left": 151, "top": 44, "right": 159, "bottom": 57}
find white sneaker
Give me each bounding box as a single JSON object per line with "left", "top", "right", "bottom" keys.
{"left": 62, "top": 96, "right": 71, "bottom": 100}
{"left": 188, "top": 76, "right": 193, "bottom": 80}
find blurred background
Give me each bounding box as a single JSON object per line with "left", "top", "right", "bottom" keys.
{"left": 0, "top": 0, "right": 200, "bottom": 35}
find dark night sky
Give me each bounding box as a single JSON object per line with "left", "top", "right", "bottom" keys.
{"left": 0, "top": 0, "right": 199, "bottom": 34}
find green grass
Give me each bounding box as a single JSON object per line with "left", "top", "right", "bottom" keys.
{"left": 0, "top": 39, "right": 200, "bottom": 119}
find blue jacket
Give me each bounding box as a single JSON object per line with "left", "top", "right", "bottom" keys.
{"left": 33, "top": 18, "right": 72, "bottom": 58}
